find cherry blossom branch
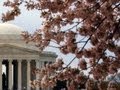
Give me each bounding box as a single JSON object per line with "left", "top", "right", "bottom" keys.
{"left": 66, "top": 16, "right": 107, "bottom": 67}
{"left": 48, "top": 45, "right": 60, "bottom": 48}
{"left": 63, "top": 1, "right": 106, "bottom": 32}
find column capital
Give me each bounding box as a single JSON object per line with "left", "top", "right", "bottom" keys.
{"left": 27, "top": 60, "right": 31, "bottom": 63}
{"left": 35, "top": 60, "right": 39, "bottom": 63}
{"left": 18, "top": 59, "right": 22, "bottom": 63}
{"left": 9, "top": 59, "right": 13, "bottom": 63}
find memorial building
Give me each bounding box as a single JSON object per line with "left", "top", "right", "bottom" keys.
{"left": 0, "top": 23, "right": 56, "bottom": 90}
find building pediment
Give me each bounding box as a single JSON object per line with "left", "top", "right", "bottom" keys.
{"left": 0, "top": 44, "right": 41, "bottom": 55}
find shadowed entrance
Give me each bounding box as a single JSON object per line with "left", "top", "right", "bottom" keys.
{"left": 2, "top": 60, "right": 18, "bottom": 90}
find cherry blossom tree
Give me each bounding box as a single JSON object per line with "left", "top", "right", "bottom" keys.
{"left": 1, "top": 0, "right": 120, "bottom": 90}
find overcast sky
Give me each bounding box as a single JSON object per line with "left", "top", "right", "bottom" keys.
{"left": 0, "top": 0, "right": 79, "bottom": 68}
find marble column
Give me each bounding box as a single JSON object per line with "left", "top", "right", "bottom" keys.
{"left": 27, "top": 60, "right": 31, "bottom": 90}
{"left": 6, "top": 63, "right": 8, "bottom": 90}
{"left": 18, "top": 60, "right": 22, "bottom": 90}
{"left": 0, "top": 60, "right": 2, "bottom": 90}
{"left": 36, "top": 60, "right": 39, "bottom": 90}
{"left": 9, "top": 60, "right": 13, "bottom": 90}
{"left": 40, "top": 61, "right": 42, "bottom": 68}
{"left": 41, "top": 61, "right": 44, "bottom": 68}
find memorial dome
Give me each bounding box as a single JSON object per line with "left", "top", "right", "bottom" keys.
{"left": 0, "top": 23, "right": 57, "bottom": 55}
{"left": 0, "top": 23, "right": 23, "bottom": 34}
{"left": 0, "top": 23, "right": 40, "bottom": 51}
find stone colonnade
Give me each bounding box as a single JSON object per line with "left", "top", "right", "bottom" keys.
{"left": 0, "top": 59, "right": 51, "bottom": 90}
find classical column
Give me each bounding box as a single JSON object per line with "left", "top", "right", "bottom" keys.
{"left": 27, "top": 60, "right": 31, "bottom": 90}
{"left": 36, "top": 60, "right": 39, "bottom": 90}
{"left": 18, "top": 60, "right": 22, "bottom": 90}
{"left": 6, "top": 63, "right": 8, "bottom": 90}
{"left": 40, "top": 61, "right": 42, "bottom": 68}
{"left": 9, "top": 60, "right": 13, "bottom": 90}
{"left": 0, "top": 60, "right": 2, "bottom": 90}
{"left": 41, "top": 61, "right": 44, "bottom": 68}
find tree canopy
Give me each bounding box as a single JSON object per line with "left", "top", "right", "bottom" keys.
{"left": 1, "top": 0, "right": 120, "bottom": 90}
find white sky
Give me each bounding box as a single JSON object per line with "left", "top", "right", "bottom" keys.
{"left": 0, "top": 0, "right": 79, "bottom": 68}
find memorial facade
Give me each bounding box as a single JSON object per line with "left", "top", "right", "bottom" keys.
{"left": 0, "top": 23, "right": 56, "bottom": 90}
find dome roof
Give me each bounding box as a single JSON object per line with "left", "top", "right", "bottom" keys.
{"left": 0, "top": 23, "right": 24, "bottom": 34}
